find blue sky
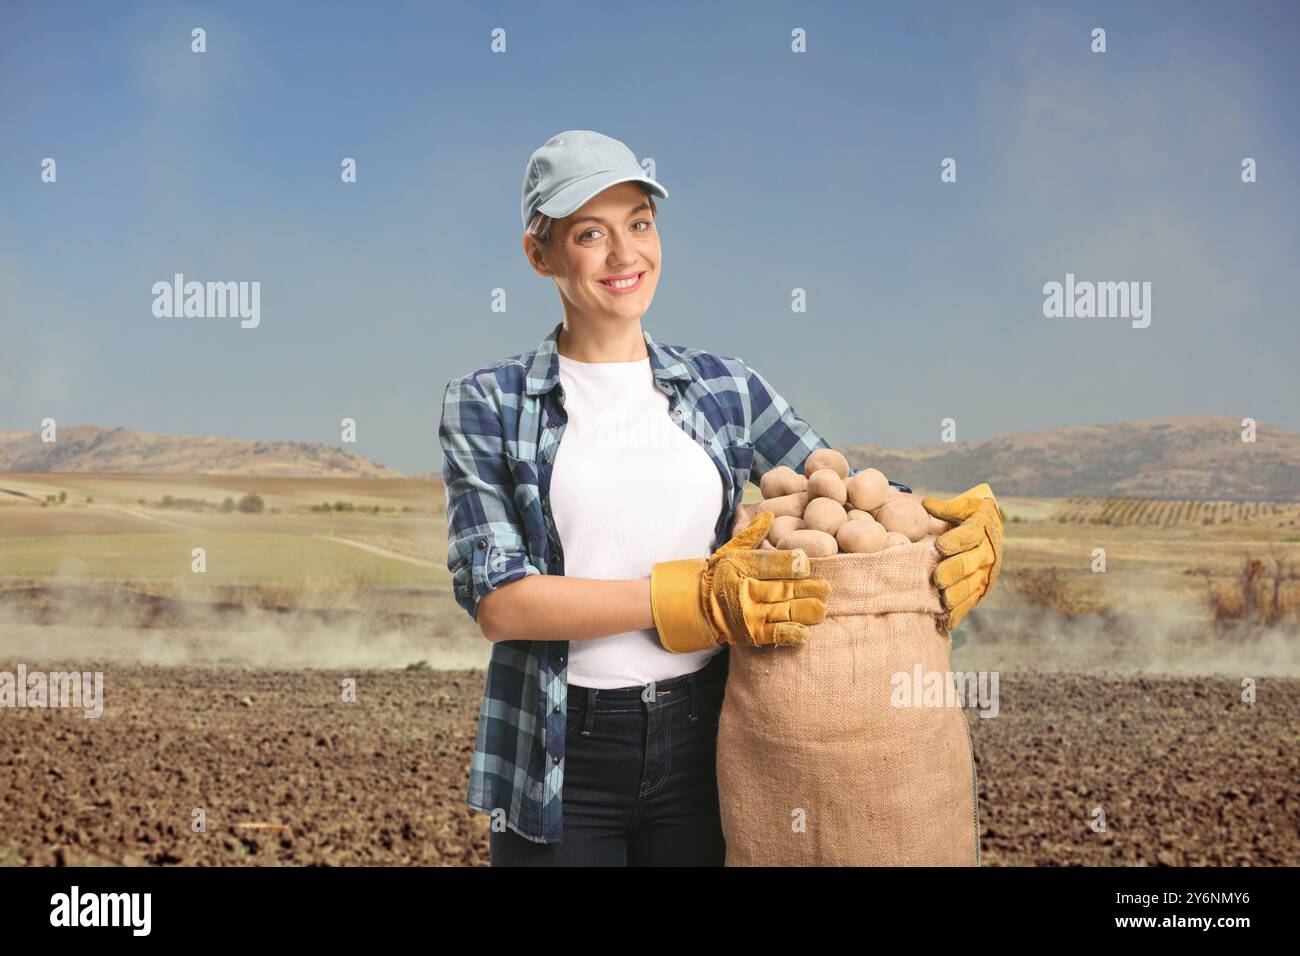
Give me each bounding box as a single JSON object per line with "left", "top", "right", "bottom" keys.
{"left": 2, "top": 0, "right": 1297, "bottom": 474}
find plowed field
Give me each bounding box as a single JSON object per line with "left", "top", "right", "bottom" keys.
{"left": 3, "top": 665, "right": 1295, "bottom": 866}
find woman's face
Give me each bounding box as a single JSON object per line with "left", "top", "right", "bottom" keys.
{"left": 525, "top": 181, "right": 661, "bottom": 324}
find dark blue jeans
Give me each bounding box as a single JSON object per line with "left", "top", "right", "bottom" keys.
{"left": 489, "top": 648, "right": 729, "bottom": 866}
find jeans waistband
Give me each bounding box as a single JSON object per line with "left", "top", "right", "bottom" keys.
{"left": 568, "top": 648, "right": 726, "bottom": 703}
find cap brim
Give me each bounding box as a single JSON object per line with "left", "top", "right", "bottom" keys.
{"left": 537, "top": 170, "right": 668, "bottom": 221}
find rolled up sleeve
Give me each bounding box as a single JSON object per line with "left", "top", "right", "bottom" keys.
{"left": 439, "top": 376, "right": 541, "bottom": 623}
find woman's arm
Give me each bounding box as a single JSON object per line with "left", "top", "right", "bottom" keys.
{"left": 478, "top": 576, "right": 653, "bottom": 644}
{"left": 441, "top": 373, "right": 658, "bottom": 644}
{"left": 441, "top": 374, "right": 545, "bottom": 629}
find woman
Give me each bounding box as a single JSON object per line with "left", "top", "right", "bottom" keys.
{"left": 439, "top": 130, "right": 1003, "bottom": 866}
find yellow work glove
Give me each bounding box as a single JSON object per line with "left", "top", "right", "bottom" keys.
{"left": 650, "top": 510, "right": 831, "bottom": 653}
{"left": 921, "top": 482, "right": 1004, "bottom": 631}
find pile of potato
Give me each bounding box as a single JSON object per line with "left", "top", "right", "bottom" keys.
{"left": 752, "top": 448, "right": 950, "bottom": 556}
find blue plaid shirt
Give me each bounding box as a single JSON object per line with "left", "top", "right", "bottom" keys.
{"left": 439, "top": 319, "right": 909, "bottom": 844}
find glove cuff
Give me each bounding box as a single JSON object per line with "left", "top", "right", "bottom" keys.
{"left": 650, "top": 558, "right": 717, "bottom": 653}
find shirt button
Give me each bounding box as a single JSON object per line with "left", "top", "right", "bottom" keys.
{"left": 476, "top": 539, "right": 487, "bottom": 549}
{"left": 552, "top": 705, "right": 561, "bottom": 714}
{"left": 552, "top": 756, "right": 560, "bottom": 765}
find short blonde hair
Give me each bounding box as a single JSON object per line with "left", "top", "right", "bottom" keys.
{"left": 526, "top": 183, "right": 658, "bottom": 246}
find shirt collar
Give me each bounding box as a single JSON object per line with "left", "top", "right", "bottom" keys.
{"left": 524, "top": 320, "right": 693, "bottom": 396}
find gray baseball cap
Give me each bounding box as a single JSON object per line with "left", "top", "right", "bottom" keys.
{"left": 521, "top": 130, "right": 668, "bottom": 228}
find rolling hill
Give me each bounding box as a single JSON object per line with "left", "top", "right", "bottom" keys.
{"left": 0, "top": 426, "right": 400, "bottom": 478}
{"left": 843, "top": 416, "right": 1300, "bottom": 502}
{"left": 2, "top": 417, "right": 1296, "bottom": 500}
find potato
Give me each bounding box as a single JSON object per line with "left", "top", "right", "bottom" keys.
{"left": 807, "top": 468, "right": 847, "bottom": 505}
{"left": 836, "top": 518, "right": 887, "bottom": 553}
{"left": 760, "top": 465, "right": 807, "bottom": 499}
{"left": 776, "top": 528, "right": 838, "bottom": 557}
{"left": 845, "top": 468, "right": 890, "bottom": 511}
{"left": 769, "top": 514, "right": 804, "bottom": 546}
{"left": 757, "top": 491, "right": 809, "bottom": 519}
{"left": 803, "top": 448, "right": 849, "bottom": 479}
{"left": 883, "top": 531, "right": 911, "bottom": 549}
{"left": 886, "top": 489, "right": 947, "bottom": 534}
{"left": 759, "top": 539, "right": 776, "bottom": 550}
{"left": 803, "top": 497, "right": 848, "bottom": 535}
{"left": 891, "top": 491, "right": 948, "bottom": 534}
{"left": 873, "top": 497, "right": 930, "bottom": 542}
{"left": 846, "top": 508, "right": 874, "bottom": 521}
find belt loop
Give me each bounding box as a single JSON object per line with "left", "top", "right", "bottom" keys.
{"left": 582, "top": 687, "right": 597, "bottom": 735}
{"left": 688, "top": 671, "right": 699, "bottom": 723}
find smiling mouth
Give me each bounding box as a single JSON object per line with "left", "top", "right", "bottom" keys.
{"left": 598, "top": 271, "right": 646, "bottom": 293}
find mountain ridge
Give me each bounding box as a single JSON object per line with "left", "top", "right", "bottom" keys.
{"left": 840, "top": 415, "right": 1299, "bottom": 501}
{"left": 0, "top": 425, "right": 401, "bottom": 479}
{"left": 2, "top": 417, "right": 1296, "bottom": 500}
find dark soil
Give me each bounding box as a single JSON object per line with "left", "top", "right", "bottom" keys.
{"left": 1, "top": 666, "right": 1295, "bottom": 866}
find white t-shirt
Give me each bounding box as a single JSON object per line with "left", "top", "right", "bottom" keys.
{"left": 550, "top": 351, "right": 725, "bottom": 688}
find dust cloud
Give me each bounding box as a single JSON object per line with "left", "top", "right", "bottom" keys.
{"left": 2, "top": 562, "right": 1293, "bottom": 676}
{"left": 0, "top": 570, "right": 491, "bottom": 670}
{"left": 957, "top": 584, "right": 1299, "bottom": 678}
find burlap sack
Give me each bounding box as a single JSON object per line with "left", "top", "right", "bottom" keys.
{"left": 716, "top": 502, "right": 980, "bottom": 866}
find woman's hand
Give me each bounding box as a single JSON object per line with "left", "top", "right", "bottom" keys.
{"left": 650, "top": 511, "right": 831, "bottom": 652}
{"left": 921, "top": 483, "right": 1004, "bottom": 630}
